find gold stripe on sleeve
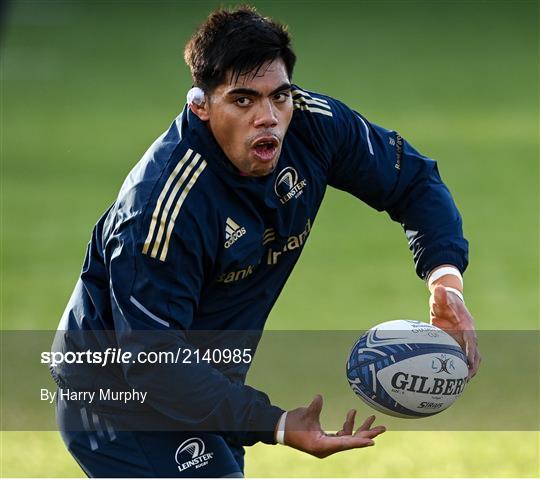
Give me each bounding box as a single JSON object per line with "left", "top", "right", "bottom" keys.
{"left": 159, "top": 159, "right": 207, "bottom": 262}
{"left": 293, "top": 104, "right": 333, "bottom": 117}
{"left": 150, "top": 153, "right": 201, "bottom": 258}
{"left": 142, "top": 148, "right": 194, "bottom": 255}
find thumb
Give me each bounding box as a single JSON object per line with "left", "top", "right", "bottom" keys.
{"left": 307, "top": 394, "right": 323, "bottom": 419}
{"left": 432, "top": 285, "right": 449, "bottom": 306}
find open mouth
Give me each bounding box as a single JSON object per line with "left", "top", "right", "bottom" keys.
{"left": 251, "top": 136, "right": 279, "bottom": 162}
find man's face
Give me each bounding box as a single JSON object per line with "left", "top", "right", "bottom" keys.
{"left": 199, "top": 59, "right": 293, "bottom": 177}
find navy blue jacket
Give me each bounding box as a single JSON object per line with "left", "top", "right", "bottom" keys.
{"left": 54, "top": 85, "right": 468, "bottom": 445}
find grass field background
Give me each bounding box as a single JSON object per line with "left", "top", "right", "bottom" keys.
{"left": 1, "top": 0, "right": 538, "bottom": 477}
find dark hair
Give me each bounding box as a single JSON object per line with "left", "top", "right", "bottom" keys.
{"left": 184, "top": 5, "right": 296, "bottom": 93}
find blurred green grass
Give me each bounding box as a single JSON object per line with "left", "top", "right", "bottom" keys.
{"left": 1, "top": 0, "right": 538, "bottom": 477}
{"left": 1, "top": 431, "right": 539, "bottom": 477}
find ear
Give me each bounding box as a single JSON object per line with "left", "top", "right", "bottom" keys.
{"left": 189, "top": 102, "right": 210, "bottom": 121}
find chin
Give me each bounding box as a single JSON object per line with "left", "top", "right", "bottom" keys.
{"left": 250, "top": 167, "right": 274, "bottom": 177}
{"left": 252, "top": 161, "right": 278, "bottom": 177}
{"left": 249, "top": 153, "right": 281, "bottom": 177}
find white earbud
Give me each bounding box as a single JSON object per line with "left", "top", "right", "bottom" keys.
{"left": 187, "top": 87, "right": 205, "bottom": 106}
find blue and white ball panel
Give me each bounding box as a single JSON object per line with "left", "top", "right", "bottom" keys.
{"left": 363, "top": 319, "right": 463, "bottom": 348}
{"left": 347, "top": 320, "right": 468, "bottom": 418}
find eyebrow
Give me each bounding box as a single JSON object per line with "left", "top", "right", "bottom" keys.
{"left": 226, "top": 83, "right": 292, "bottom": 98}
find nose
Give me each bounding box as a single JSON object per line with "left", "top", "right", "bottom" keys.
{"left": 253, "top": 99, "right": 278, "bottom": 128}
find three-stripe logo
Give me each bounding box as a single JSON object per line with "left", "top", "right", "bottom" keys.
{"left": 292, "top": 88, "right": 333, "bottom": 117}
{"left": 262, "top": 227, "right": 275, "bottom": 245}
{"left": 224, "top": 217, "right": 246, "bottom": 249}
{"left": 142, "top": 148, "right": 207, "bottom": 261}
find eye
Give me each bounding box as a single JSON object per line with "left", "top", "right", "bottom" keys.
{"left": 234, "top": 97, "right": 253, "bottom": 107}
{"left": 273, "top": 92, "right": 290, "bottom": 103}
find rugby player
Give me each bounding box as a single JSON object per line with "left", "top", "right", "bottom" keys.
{"left": 52, "top": 6, "right": 480, "bottom": 478}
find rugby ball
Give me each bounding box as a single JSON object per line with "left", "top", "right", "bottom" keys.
{"left": 346, "top": 320, "right": 468, "bottom": 418}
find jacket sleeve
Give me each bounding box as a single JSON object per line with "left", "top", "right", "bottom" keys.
{"left": 326, "top": 98, "right": 469, "bottom": 279}
{"left": 103, "top": 205, "right": 284, "bottom": 445}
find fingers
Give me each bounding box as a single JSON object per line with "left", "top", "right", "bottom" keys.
{"left": 354, "top": 415, "right": 386, "bottom": 438}
{"left": 355, "top": 416, "right": 386, "bottom": 438}
{"left": 464, "top": 330, "right": 481, "bottom": 379}
{"left": 448, "top": 304, "right": 481, "bottom": 379}
{"left": 473, "top": 349, "right": 482, "bottom": 377}
{"left": 468, "top": 352, "right": 481, "bottom": 379}
{"left": 307, "top": 394, "right": 323, "bottom": 419}
{"left": 336, "top": 409, "right": 356, "bottom": 436}
{"left": 316, "top": 433, "right": 377, "bottom": 457}
{"left": 318, "top": 421, "right": 387, "bottom": 456}
{"left": 429, "top": 286, "right": 481, "bottom": 381}
{"left": 463, "top": 329, "right": 475, "bottom": 364}
{"left": 363, "top": 425, "right": 387, "bottom": 439}
{"left": 356, "top": 414, "right": 375, "bottom": 432}
{"left": 335, "top": 435, "right": 376, "bottom": 449}
{"left": 293, "top": 414, "right": 387, "bottom": 459}
{"left": 336, "top": 413, "right": 386, "bottom": 440}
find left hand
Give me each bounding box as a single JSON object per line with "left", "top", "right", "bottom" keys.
{"left": 429, "top": 286, "right": 481, "bottom": 379}
{"left": 282, "top": 395, "right": 386, "bottom": 458}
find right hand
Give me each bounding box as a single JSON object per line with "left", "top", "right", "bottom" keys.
{"left": 429, "top": 285, "right": 481, "bottom": 379}
{"left": 280, "top": 394, "right": 386, "bottom": 458}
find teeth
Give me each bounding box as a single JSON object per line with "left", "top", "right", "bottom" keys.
{"left": 255, "top": 140, "right": 276, "bottom": 147}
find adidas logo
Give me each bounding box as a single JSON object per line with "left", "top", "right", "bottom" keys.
{"left": 224, "top": 217, "right": 246, "bottom": 249}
